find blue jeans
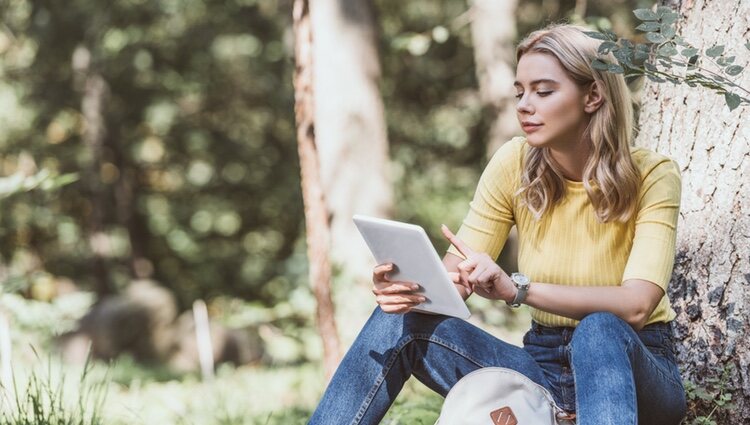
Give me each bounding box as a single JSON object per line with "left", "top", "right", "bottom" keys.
{"left": 308, "top": 307, "right": 686, "bottom": 425}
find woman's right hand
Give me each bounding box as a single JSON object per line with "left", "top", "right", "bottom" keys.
{"left": 372, "top": 263, "right": 426, "bottom": 314}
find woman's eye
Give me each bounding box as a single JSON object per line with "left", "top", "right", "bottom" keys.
{"left": 514, "top": 91, "right": 552, "bottom": 99}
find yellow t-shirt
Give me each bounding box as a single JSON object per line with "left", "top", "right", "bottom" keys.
{"left": 447, "top": 136, "right": 680, "bottom": 327}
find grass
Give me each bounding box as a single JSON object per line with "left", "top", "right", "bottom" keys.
{"left": 0, "top": 351, "right": 108, "bottom": 425}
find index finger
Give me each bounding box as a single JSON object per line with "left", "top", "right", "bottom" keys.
{"left": 441, "top": 224, "right": 475, "bottom": 258}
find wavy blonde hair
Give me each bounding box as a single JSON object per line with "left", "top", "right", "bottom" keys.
{"left": 515, "top": 24, "right": 640, "bottom": 223}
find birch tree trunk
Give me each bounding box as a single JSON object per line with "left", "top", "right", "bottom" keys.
{"left": 292, "top": 0, "right": 342, "bottom": 380}
{"left": 310, "top": 0, "right": 392, "bottom": 342}
{"left": 636, "top": 1, "right": 750, "bottom": 422}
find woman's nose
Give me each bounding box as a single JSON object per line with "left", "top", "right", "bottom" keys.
{"left": 516, "top": 96, "right": 533, "bottom": 114}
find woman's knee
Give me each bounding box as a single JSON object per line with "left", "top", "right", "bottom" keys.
{"left": 571, "top": 312, "right": 631, "bottom": 354}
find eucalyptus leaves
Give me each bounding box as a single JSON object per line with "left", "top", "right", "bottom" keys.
{"left": 585, "top": 6, "right": 749, "bottom": 111}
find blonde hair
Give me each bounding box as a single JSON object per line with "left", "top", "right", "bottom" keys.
{"left": 515, "top": 24, "right": 640, "bottom": 223}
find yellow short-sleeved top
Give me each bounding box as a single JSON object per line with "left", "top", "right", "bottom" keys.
{"left": 447, "top": 136, "right": 680, "bottom": 327}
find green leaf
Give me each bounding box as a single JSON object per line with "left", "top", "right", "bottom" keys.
{"left": 646, "top": 73, "right": 665, "bottom": 83}
{"left": 634, "top": 47, "right": 650, "bottom": 62}
{"left": 598, "top": 41, "right": 617, "bottom": 55}
{"left": 661, "top": 12, "right": 680, "bottom": 24}
{"left": 656, "top": 6, "right": 673, "bottom": 16}
{"left": 633, "top": 9, "right": 659, "bottom": 21}
{"left": 657, "top": 44, "right": 678, "bottom": 57}
{"left": 608, "top": 63, "right": 624, "bottom": 74}
{"left": 591, "top": 58, "right": 610, "bottom": 70}
{"left": 706, "top": 45, "right": 725, "bottom": 58}
{"left": 603, "top": 30, "right": 618, "bottom": 41}
{"left": 636, "top": 22, "right": 660, "bottom": 32}
{"left": 613, "top": 47, "right": 634, "bottom": 67}
{"left": 681, "top": 47, "right": 698, "bottom": 57}
{"left": 746, "top": 41, "right": 750, "bottom": 51}
{"left": 725, "top": 65, "right": 744, "bottom": 76}
{"left": 583, "top": 31, "right": 608, "bottom": 41}
{"left": 674, "top": 36, "right": 688, "bottom": 46}
{"left": 717, "top": 56, "right": 735, "bottom": 66}
{"left": 644, "top": 62, "right": 658, "bottom": 72}
{"left": 646, "top": 32, "right": 667, "bottom": 43}
{"left": 725, "top": 92, "right": 741, "bottom": 111}
{"left": 660, "top": 24, "right": 676, "bottom": 39}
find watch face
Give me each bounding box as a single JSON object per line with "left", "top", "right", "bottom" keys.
{"left": 512, "top": 273, "right": 530, "bottom": 287}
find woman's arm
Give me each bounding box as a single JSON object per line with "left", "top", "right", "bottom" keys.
{"left": 442, "top": 225, "right": 664, "bottom": 331}
{"left": 524, "top": 279, "right": 664, "bottom": 331}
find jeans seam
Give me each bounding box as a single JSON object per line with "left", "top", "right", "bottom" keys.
{"left": 350, "top": 333, "right": 487, "bottom": 424}
{"left": 626, "top": 339, "right": 638, "bottom": 425}
{"left": 632, "top": 339, "right": 683, "bottom": 388}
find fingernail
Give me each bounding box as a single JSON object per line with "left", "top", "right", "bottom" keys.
{"left": 419, "top": 297, "right": 426, "bottom": 302}
{"left": 412, "top": 284, "right": 420, "bottom": 290}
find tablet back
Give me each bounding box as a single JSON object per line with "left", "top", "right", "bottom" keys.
{"left": 353, "top": 215, "right": 471, "bottom": 320}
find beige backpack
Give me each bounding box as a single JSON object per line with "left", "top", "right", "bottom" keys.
{"left": 435, "top": 367, "right": 576, "bottom": 425}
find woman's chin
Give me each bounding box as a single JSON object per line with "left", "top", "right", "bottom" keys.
{"left": 523, "top": 134, "right": 546, "bottom": 148}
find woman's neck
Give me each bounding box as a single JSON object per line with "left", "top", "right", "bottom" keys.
{"left": 549, "top": 138, "right": 591, "bottom": 182}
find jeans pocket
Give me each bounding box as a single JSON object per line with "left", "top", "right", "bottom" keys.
{"left": 638, "top": 326, "right": 670, "bottom": 357}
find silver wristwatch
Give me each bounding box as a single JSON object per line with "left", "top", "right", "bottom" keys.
{"left": 506, "top": 272, "right": 530, "bottom": 308}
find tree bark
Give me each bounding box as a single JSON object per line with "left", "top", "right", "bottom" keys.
{"left": 637, "top": 1, "right": 750, "bottom": 422}
{"left": 292, "top": 0, "right": 342, "bottom": 381}
{"left": 309, "top": 0, "right": 392, "bottom": 286}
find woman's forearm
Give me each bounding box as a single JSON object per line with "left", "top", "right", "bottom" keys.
{"left": 524, "top": 281, "right": 658, "bottom": 330}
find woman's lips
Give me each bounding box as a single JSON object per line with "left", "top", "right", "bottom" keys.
{"left": 522, "top": 124, "right": 542, "bottom": 133}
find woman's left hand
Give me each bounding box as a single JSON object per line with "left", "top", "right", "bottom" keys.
{"left": 441, "top": 225, "right": 517, "bottom": 302}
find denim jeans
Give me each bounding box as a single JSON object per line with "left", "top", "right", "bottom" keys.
{"left": 308, "top": 307, "right": 686, "bottom": 425}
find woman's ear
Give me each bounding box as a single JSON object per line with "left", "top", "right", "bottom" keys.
{"left": 584, "top": 81, "right": 604, "bottom": 113}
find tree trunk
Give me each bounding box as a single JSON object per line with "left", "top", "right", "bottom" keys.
{"left": 309, "top": 0, "right": 392, "bottom": 284}
{"left": 636, "top": 1, "right": 750, "bottom": 422}
{"left": 74, "top": 46, "right": 112, "bottom": 297}
{"left": 292, "top": 0, "right": 342, "bottom": 381}
{"left": 469, "top": 0, "right": 521, "bottom": 157}
{"left": 309, "top": 0, "right": 392, "bottom": 343}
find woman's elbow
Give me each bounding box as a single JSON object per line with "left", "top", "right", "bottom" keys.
{"left": 626, "top": 307, "right": 650, "bottom": 331}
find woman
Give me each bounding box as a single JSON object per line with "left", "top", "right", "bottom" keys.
{"left": 309, "top": 23, "right": 687, "bottom": 425}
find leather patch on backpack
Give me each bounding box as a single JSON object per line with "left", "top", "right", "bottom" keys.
{"left": 490, "top": 406, "right": 518, "bottom": 425}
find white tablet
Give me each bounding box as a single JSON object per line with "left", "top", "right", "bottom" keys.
{"left": 353, "top": 215, "right": 471, "bottom": 320}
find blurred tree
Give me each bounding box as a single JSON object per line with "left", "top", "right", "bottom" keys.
{"left": 310, "top": 0, "right": 392, "bottom": 287}
{"left": 636, "top": 0, "right": 750, "bottom": 422}
{"left": 469, "top": 0, "right": 521, "bottom": 156}
{"left": 292, "top": 0, "right": 341, "bottom": 380}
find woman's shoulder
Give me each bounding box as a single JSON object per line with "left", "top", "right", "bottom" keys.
{"left": 484, "top": 136, "right": 527, "bottom": 181}
{"left": 629, "top": 146, "right": 681, "bottom": 182}
{"left": 488, "top": 136, "right": 527, "bottom": 165}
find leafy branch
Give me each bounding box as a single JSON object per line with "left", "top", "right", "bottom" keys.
{"left": 584, "top": 6, "right": 749, "bottom": 111}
